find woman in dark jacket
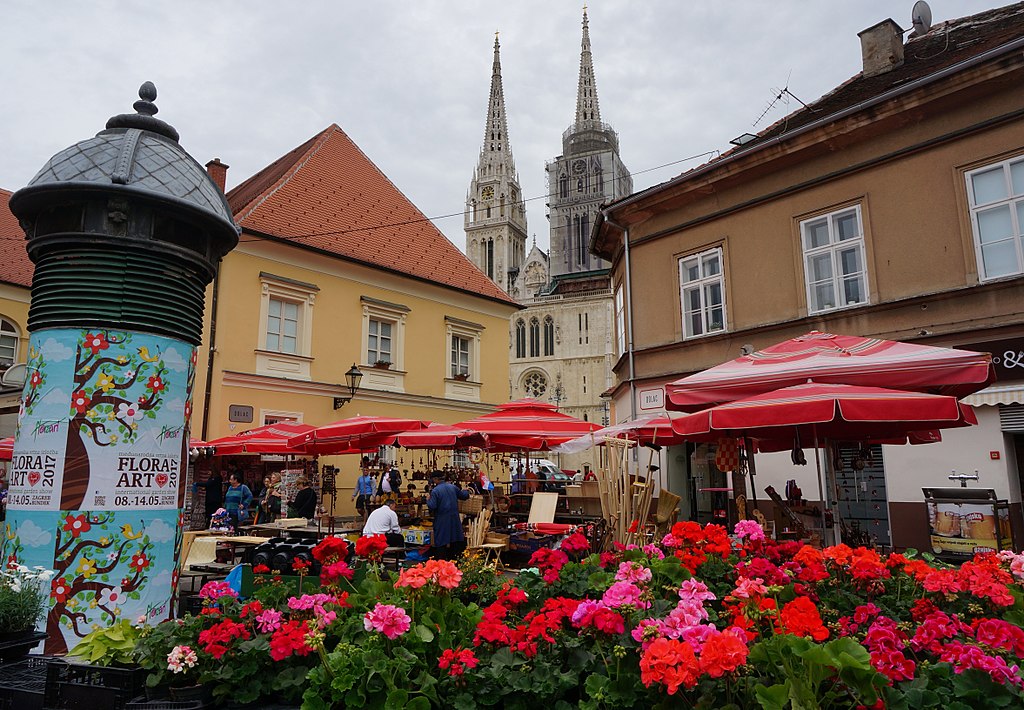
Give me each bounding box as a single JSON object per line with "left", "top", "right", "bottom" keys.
{"left": 289, "top": 477, "right": 318, "bottom": 519}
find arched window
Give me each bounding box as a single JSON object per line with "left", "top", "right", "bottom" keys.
{"left": 579, "top": 213, "right": 590, "bottom": 268}
{"left": 486, "top": 239, "right": 494, "bottom": 279}
{"left": 471, "top": 200, "right": 477, "bottom": 221}
{"left": 515, "top": 319, "right": 526, "bottom": 358}
{"left": 559, "top": 174, "right": 569, "bottom": 199}
{"left": 500, "top": 195, "right": 505, "bottom": 217}
{"left": 529, "top": 317, "right": 540, "bottom": 358}
{"left": 0, "top": 317, "right": 18, "bottom": 366}
{"left": 543, "top": 316, "right": 554, "bottom": 356}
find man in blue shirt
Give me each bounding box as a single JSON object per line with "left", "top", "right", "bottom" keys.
{"left": 352, "top": 468, "right": 376, "bottom": 522}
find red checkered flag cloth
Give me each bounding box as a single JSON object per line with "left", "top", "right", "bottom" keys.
{"left": 715, "top": 437, "right": 739, "bottom": 472}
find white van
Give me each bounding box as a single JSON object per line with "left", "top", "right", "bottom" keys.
{"left": 510, "top": 459, "right": 568, "bottom": 492}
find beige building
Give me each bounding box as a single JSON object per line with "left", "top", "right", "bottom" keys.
{"left": 593, "top": 5, "right": 1024, "bottom": 551}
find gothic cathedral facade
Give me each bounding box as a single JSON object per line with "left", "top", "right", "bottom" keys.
{"left": 465, "top": 10, "right": 632, "bottom": 471}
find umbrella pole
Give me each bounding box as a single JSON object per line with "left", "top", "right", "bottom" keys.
{"left": 812, "top": 426, "right": 829, "bottom": 546}
{"left": 744, "top": 437, "right": 759, "bottom": 517}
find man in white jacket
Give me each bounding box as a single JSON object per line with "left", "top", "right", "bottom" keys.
{"left": 362, "top": 499, "right": 404, "bottom": 547}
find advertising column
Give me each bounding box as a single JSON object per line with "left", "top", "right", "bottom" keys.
{"left": 0, "top": 82, "right": 238, "bottom": 653}
{"left": 7, "top": 330, "right": 195, "bottom": 649}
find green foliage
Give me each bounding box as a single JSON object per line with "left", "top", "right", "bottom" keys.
{"left": 744, "top": 634, "right": 885, "bottom": 709}
{"left": 68, "top": 619, "right": 140, "bottom": 667}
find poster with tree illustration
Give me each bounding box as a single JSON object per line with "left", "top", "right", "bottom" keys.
{"left": 4, "top": 327, "right": 195, "bottom": 653}
{"left": 7, "top": 328, "right": 194, "bottom": 511}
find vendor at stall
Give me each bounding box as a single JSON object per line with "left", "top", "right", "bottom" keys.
{"left": 427, "top": 471, "right": 470, "bottom": 560}
{"left": 362, "top": 499, "right": 404, "bottom": 547}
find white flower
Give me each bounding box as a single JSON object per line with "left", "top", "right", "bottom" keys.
{"left": 98, "top": 585, "right": 124, "bottom": 607}
{"left": 116, "top": 401, "right": 144, "bottom": 424}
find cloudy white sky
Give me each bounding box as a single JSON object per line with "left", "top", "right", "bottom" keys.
{"left": 0, "top": 1, "right": 1000, "bottom": 252}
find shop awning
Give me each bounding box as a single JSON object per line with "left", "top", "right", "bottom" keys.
{"left": 960, "top": 384, "right": 1024, "bottom": 406}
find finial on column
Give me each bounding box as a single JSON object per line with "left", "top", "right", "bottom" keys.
{"left": 133, "top": 81, "right": 159, "bottom": 116}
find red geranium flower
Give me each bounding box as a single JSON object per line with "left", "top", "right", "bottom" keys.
{"left": 62, "top": 514, "right": 91, "bottom": 538}
{"left": 355, "top": 534, "right": 388, "bottom": 560}
{"left": 83, "top": 332, "right": 109, "bottom": 355}
{"left": 292, "top": 558, "right": 311, "bottom": 573}
{"left": 253, "top": 563, "right": 270, "bottom": 574}
{"left": 777, "top": 596, "right": 829, "bottom": 641}
{"left": 312, "top": 536, "right": 349, "bottom": 563}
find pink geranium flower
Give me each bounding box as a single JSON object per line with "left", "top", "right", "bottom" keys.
{"left": 615, "top": 561, "right": 653, "bottom": 584}
{"left": 363, "top": 603, "right": 411, "bottom": 639}
{"left": 255, "top": 608, "right": 282, "bottom": 633}
{"left": 602, "top": 581, "right": 649, "bottom": 609}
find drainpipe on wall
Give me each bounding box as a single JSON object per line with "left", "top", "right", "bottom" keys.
{"left": 603, "top": 217, "right": 636, "bottom": 422}
{"left": 201, "top": 159, "right": 229, "bottom": 441}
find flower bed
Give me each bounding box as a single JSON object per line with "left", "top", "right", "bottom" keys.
{"left": 127, "top": 527, "right": 1024, "bottom": 708}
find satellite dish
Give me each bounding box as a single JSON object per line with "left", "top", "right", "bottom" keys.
{"left": 1, "top": 363, "right": 26, "bottom": 387}
{"left": 911, "top": 0, "right": 933, "bottom": 37}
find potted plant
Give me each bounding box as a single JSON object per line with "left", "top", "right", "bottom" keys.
{"left": 0, "top": 564, "right": 52, "bottom": 661}
{"left": 52, "top": 620, "right": 148, "bottom": 708}
{"left": 372, "top": 359, "right": 392, "bottom": 370}
{"left": 452, "top": 372, "right": 469, "bottom": 381}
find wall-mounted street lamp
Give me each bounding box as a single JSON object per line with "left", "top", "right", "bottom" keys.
{"left": 333, "top": 364, "right": 364, "bottom": 409}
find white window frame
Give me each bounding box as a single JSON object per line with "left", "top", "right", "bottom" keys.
{"left": 966, "top": 156, "right": 1024, "bottom": 281}
{"left": 360, "top": 297, "right": 408, "bottom": 371}
{"left": 800, "top": 205, "right": 869, "bottom": 314}
{"left": 678, "top": 247, "right": 726, "bottom": 339}
{"left": 257, "top": 274, "right": 317, "bottom": 379}
{"left": 0, "top": 317, "right": 20, "bottom": 366}
{"left": 614, "top": 286, "right": 625, "bottom": 356}
{"left": 445, "top": 316, "right": 483, "bottom": 383}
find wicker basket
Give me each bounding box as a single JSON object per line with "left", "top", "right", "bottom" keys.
{"left": 458, "top": 496, "right": 483, "bottom": 515}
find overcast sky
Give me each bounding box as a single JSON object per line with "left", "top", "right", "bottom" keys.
{"left": 1, "top": 1, "right": 1000, "bottom": 253}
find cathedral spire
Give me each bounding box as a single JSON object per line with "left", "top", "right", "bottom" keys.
{"left": 481, "top": 32, "right": 513, "bottom": 163}
{"left": 574, "top": 6, "right": 602, "bottom": 127}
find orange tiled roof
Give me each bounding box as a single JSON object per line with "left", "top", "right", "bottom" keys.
{"left": 228, "top": 125, "right": 517, "bottom": 306}
{"left": 0, "top": 189, "right": 33, "bottom": 289}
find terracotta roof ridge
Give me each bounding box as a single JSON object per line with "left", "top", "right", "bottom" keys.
{"left": 234, "top": 125, "right": 337, "bottom": 224}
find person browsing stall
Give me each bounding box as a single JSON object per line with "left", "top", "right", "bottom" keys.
{"left": 426, "top": 471, "right": 469, "bottom": 560}
{"left": 362, "top": 499, "right": 404, "bottom": 547}
{"left": 223, "top": 473, "right": 253, "bottom": 526}
{"left": 353, "top": 468, "right": 376, "bottom": 518}
{"left": 289, "top": 477, "right": 318, "bottom": 519}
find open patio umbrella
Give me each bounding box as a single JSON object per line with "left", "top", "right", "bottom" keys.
{"left": 670, "top": 382, "right": 978, "bottom": 542}
{"left": 666, "top": 331, "right": 995, "bottom": 411}
{"left": 0, "top": 436, "right": 12, "bottom": 462}
{"left": 394, "top": 423, "right": 491, "bottom": 450}
{"left": 207, "top": 421, "right": 316, "bottom": 455}
{"left": 449, "top": 398, "right": 601, "bottom": 451}
{"left": 287, "top": 416, "right": 434, "bottom": 455}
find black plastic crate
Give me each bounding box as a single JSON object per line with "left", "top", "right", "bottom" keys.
{"left": 44, "top": 660, "right": 148, "bottom": 710}
{"left": 0, "top": 656, "right": 49, "bottom": 710}
{"left": 124, "top": 697, "right": 205, "bottom": 709}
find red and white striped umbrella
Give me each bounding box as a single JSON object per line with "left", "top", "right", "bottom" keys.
{"left": 666, "top": 331, "right": 994, "bottom": 411}
{"left": 207, "top": 421, "right": 315, "bottom": 455}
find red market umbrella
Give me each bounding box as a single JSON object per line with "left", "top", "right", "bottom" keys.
{"left": 670, "top": 383, "right": 977, "bottom": 544}
{"left": 394, "top": 423, "right": 490, "bottom": 450}
{"left": 288, "top": 416, "right": 434, "bottom": 455}
{"left": 451, "top": 398, "right": 601, "bottom": 451}
{"left": 207, "top": 421, "right": 316, "bottom": 455}
{"left": 0, "top": 436, "right": 12, "bottom": 462}
{"left": 666, "top": 331, "right": 995, "bottom": 412}
{"left": 669, "top": 383, "right": 977, "bottom": 441}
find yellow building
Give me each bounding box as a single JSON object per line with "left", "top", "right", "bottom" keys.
{"left": 1, "top": 125, "right": 520, "bottom": 509}
{"left": 0, "top": 188, "right": 31, "bottom": 437}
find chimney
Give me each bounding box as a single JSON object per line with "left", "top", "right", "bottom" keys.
{"left": 205, "top": 157, "right": 229, "bottom": 193}
{"left": 858, "top": 19, "right": 905, "bottom": 77}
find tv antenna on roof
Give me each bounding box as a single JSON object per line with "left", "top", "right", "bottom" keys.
{"left": 910, "top": 0, "right": 933, "bottom": 37}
